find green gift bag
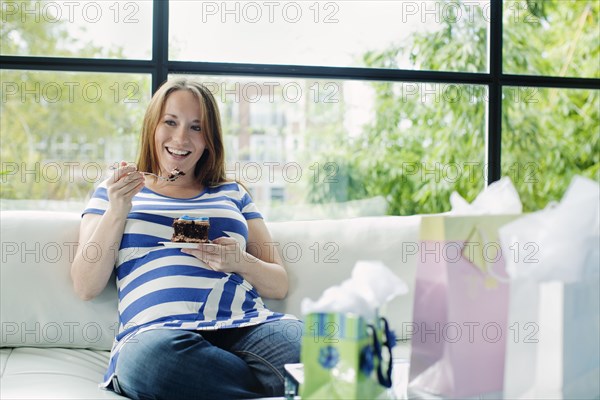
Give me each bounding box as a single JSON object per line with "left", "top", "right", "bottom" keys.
{"left": 300, "top": 312, "right": 395, "bottom": 399}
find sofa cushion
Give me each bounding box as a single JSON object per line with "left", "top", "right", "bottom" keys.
{"left": 1, "top": 211, "right": 118, "bottom": 350}
{"left": 0, "top": 347, "right": 126, "bottom": 399}
{"left": 264, "top": 216, "right": 421, "bottom": 338}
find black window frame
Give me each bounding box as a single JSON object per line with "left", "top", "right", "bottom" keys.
{"left": 1, "top": 0, "right": 598, "bottom": 184}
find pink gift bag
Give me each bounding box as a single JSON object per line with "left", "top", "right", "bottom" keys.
{"left": 408, "top": 215, "right": 520, "bottom": 398}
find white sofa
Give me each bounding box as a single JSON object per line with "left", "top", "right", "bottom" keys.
{"left": 0, "top": 210, "right": 420, "bottom": 399}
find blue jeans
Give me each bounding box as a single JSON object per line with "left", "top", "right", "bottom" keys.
{"left": 113, "top": 319, "right": 302, "bottom": 400}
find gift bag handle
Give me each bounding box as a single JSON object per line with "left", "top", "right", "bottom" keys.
{"left": 368, "top": 317, "right": 395, "bottom": 388}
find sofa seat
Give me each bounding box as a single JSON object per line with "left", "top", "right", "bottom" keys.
{"left": 0, "top": 347, "right": 125, "bottom": 399}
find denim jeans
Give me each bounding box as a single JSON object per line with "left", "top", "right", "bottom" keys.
{"left": 113, "top": 319, "right": 302, "bottom": 400}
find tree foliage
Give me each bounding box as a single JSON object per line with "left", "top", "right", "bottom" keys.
{"left": 307, "top": 0, "right": 599, "bottom": 214}
{"left": 1, "top": 1, "right": 150, "bottom": 201}
{"left": 502, "top": 0, "right": 600, "bottom": 209}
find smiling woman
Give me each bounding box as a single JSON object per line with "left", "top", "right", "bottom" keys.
{"left": 135, "top": 80, "right": 230, "bottom": 200}
{"left": 145, "top": 90, "right": 208, "bottom": 197}
{"left": 70, "top": 78, "right": 302, "bottom": 400}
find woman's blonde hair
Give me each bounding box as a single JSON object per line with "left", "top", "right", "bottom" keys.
{"left": 136, "top": 78, "right": 227, "bottom": 186}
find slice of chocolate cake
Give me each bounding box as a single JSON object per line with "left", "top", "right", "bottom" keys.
{"left": 171, "top": 216, "right": 210, "bottom": 243}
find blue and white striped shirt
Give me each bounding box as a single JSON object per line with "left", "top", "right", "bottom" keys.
{"left": 83, "top": 180, "right": 294, "bottom": 388}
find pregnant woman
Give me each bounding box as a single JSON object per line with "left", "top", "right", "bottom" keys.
{"left": 71, "top": 78, "right": 301, "bottom": 400}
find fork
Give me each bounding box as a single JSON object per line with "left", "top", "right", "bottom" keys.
{"left": 108, "top": 166, "right": 181, "bottom": 182}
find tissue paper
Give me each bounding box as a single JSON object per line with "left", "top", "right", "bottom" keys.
{"left": 301, "top": 260, "right": 407, "bottom": 321}
{"left": 450, "top": 176, "right": 523, "bottom": 215}
{"left": 499, "top": 175, "right": 600, "bottom": 283}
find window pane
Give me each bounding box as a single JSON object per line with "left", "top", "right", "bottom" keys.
{"left": 503, "top": 0, "right": 600, "bottom": 78}
{"left": 502, "top": 87, "right": 599, "bottom": 211}
{"left": 1, "top": 0, "right": 152, "bottom": 59}
{"left": 170, "top": 75, "right": 487, "bottom": 220}
{"left": 0, "top": 70, "right": 152, "bottom": 210}
{"left": 170, "top": 1, "right": 490, "bottom": 72}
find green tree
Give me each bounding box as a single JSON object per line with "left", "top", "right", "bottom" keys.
{"left": 1, "top": 1, "right": 150, "bottom": 202}
{"left": 502, "top": 0, "right": 599, "bottom": 210}
{"left": 308, "top": 0, "right": 599, "bottom": 214}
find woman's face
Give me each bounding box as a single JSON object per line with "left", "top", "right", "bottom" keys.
{"left": 154, "top": 90, "right": 207, "bottom": 178}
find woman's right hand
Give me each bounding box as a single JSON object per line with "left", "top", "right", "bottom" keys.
{"left": 71, "top": 161, "right": 144, "bottom": 300}
{"left": 107, "top": 161, "right": 145, "bottom": 216}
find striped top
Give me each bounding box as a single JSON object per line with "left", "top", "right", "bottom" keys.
{"left": 82, "top": 180, "right": 294, "bottom": 388}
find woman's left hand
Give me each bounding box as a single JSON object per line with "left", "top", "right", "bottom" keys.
{"left": 181, "top": 237, "right": 253, "bottom": 274}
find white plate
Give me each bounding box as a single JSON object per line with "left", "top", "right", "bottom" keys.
{"left": 158, "top": 241, "right": 208, "bottom": 249}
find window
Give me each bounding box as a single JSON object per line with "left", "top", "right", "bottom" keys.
{"left": 502, "top": 87, "right": 599, "bottom": 210}
{"left": 1, "top": 0, "right": 598, "bottom": 218}
{"left": 1, "top": 0, "right": 153, "bottom": 59}
{"left": 170, "top": 1, "right": 490, "bottom": 72}
{"left": 0, "top": 69, "right": 151, "bottom": 210}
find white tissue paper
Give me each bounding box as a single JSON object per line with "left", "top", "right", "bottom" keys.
{"left": 450, "top": 176, "right": 523, "bottom": 214}
{"left": 499, "top": 175, "right": 600, "bottom": 283}
{"left": 301, "top": 260, "right": 408, "bottom": 321}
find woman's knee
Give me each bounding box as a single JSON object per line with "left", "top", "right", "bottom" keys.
{"left": 230, "top": 320, "right": 302, "bottom": 396}
{"left": 115, "top": 330, "right": 200, "bottom": 398}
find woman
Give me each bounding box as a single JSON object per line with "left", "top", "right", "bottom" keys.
{"left": 71, "top": 78, "right": 301, "bottom": 399}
